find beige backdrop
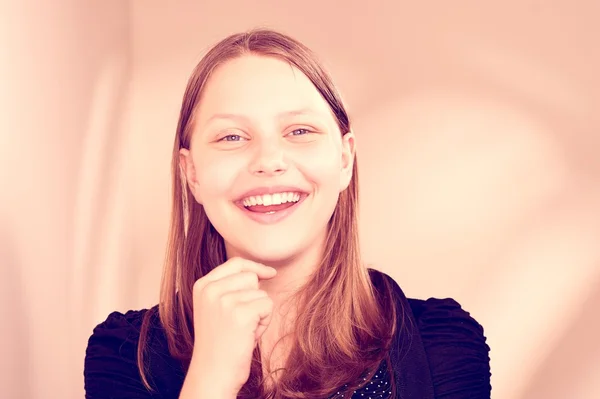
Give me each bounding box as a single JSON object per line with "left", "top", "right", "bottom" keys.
{"left": 1, "top": 1, "right": 599, "bottom": 398}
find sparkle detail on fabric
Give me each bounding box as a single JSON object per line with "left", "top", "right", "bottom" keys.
{"left": 327, "top": 358, "right": 392, "bottom": 399}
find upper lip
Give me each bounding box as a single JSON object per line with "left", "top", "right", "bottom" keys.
{"left": 234, "top": 186, "right": 309, "bottom": 202}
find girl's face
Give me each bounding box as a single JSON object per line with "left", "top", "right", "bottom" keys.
{"left": 180, "top": 55, "right": 355, "bottom": 265}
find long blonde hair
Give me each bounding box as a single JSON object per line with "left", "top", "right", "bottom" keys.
{"left": 137, "top": 28, "right": 399, "bottom": 399}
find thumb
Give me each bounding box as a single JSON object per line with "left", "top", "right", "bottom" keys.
{"left": 255, "top": 321, "right": 270, "bottom": 342}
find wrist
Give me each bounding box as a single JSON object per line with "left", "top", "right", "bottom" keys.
{"left": 181, "top": 358, "right": 238, "bottom": 399}
{"left": 180, "top": 377, "right": 237, "bottom": 399}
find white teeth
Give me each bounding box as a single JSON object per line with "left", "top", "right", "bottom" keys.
{"left": 242, "top": 192, "right": 302, "bottom": 207}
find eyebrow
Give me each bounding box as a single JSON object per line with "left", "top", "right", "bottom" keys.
{"left": 205, "top": 108, "right": 321, "bottom": 125}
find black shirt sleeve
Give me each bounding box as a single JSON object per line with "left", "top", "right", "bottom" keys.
{"left": 84, "top": 309, "right": 158, "bottom": 399}
{"left": 410, "top": 298, "right": 492, "bottom": 398}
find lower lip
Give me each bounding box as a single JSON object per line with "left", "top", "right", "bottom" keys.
{"left": 237, "top": 194, "right": 308, "bottom": 225}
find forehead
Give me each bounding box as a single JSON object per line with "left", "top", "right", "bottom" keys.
{"left": 195, "top": 55, "right": 334, "bottom": 124}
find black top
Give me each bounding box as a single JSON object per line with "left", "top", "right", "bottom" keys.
{"left": 84, "top": 269, "right": 491, "bottom": 398}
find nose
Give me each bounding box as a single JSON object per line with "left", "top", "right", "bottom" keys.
{"left": 248, "top": 139, "right": 288, "bottom": 176}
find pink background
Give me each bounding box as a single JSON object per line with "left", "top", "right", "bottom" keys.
{"left": 1, "top": 1, "right": 599, "bottom": 398}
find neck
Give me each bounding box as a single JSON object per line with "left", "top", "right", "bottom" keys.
{"left": 225, "top": 236, "right": 328, "bottom": 379}
{"left": 254, "top": 253, "right": 321, "bottom": 375}
{"left": 226, "top": 237, "right": 326, "bottom": 317}
{"left": 261, "top": 257, "right": 315, "bottom": 314}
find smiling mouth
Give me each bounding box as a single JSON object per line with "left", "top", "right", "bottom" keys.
{"left": 240, "top": 192, "right": 303, "bottom": 214}
{"left": 234, "top": 191, "right": 309, "bottom": 224}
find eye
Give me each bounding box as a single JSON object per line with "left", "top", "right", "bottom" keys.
{"left": 219, "top": 134, "right": 246, "bottom": 142}
{"left": 288, "top": 128, "right": 311, "bottom": 136}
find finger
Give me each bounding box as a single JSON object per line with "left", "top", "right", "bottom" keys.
{"left": 243, "top": 297, "right": 274, "bottom": 341}
{"left": 204, "top": 271, "right": 270, "bottom": 300}
{"left": 255, "top": 321, "right": 270, "bottom": 342}
{"left": 219, "top": 289, "right": 268, "bottom": 307}
{"left": 196, "top": 258, "right": 277, "bottom": 292}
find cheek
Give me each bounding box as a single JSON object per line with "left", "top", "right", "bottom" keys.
{"left": 195, "top": 155, "right": 244, "bottom": 199}
{"left": 294, "top": 143, "right": 342, "bottom": 188}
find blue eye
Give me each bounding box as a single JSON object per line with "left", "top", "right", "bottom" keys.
{"left": 220, "top": 134, "right": 243, "bottom": 141}
{"left": 290, "top": 128, "right": 310, "bottom": 136}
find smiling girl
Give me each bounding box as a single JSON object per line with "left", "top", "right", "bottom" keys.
{"left": 84, "top": 29, "right": 491, "bottom": 399}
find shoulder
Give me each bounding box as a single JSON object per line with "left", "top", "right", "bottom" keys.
{"left": 408, "top": 297, "right": 492, "bottom": 397}
{"left": 408, "top": 295, "right": 487, "bottom": 342}
{"left": 368, "top": 268, "right": 489, "bottom": 348}
{"left": 84, "top": 306, "right": 168, "bottom": 398}
{"left": 85, "top": 307, "right": 158, "bottom": 361}
{"left": 87, "top": 307, "right": 154, "bottom": 343}
{"left": 369, "top": 268, "right": 492, "bottom": 397}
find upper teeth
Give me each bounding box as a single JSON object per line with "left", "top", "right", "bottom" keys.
{"left": 242, "top": 192, "right": 301, "bottom": 207}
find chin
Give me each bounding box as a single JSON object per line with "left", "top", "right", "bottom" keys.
{"left": 227, "top": 237, "right": 307, "bottom": 267}
{"left": 221, "top": 224, "right": 327, "bottom": 268}
{"left": 244, "top": 247, "right": 300, "bottom": 267}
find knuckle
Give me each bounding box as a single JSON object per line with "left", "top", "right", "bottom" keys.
{"left": 242, "top": 271, "right": 259, "bottom": 286}
{"left": 219, "top": 293, "right": 234, "bottom": 309}
{"left": 228, "top": 256, "right": 243, "bottom": 266}
{"left": 232, "top": 306, "right": 250, "bottom": 325}
{"left": 200, "top": 281, "right": 218, "bottom": 301}
{"left": 192, "top": 278, "right": 205, "bottom": 296}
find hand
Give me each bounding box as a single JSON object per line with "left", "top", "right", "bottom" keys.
{"left": 181, "top": 257, "right": 277, "bottom": 398}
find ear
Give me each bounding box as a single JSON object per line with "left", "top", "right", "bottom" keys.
{"left": 339, "top": 131, "right": 356, "bottom": 192}
{"left": 179, "top": 148, "right": 203, "bottom": 204}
